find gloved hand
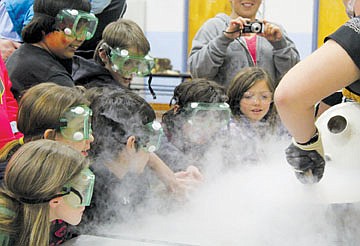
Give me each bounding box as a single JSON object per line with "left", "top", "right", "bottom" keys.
{"left": 285, "top": 132, "right": 325, "bottom": 184}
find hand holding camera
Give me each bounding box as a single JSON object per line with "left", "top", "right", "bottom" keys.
{"left": 261, "top": 20, "right": 283, "bottom": 42}
{"left": 224, "top": 18, "right": 283, "bottom": 42}
{"left": 223, "top": 16, "right": 250, "bottom": 39}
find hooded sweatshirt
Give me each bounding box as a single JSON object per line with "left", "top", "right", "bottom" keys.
{"left": 188, "top": 13, "right": 300, "bottom": 88}
{"left": 0, "top": 54, "right": 22, "bottom": 150}
{"left": 72, "top": 55, "right": 120, "bottom": 88}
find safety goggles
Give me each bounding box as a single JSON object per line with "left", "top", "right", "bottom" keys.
{"left": 55, "top": 9, "right": 98, "bottom": 40}
{"left": 184, "top": 102, "right": 231, "bottom": 129}
{"left": 18, "top": 168, "right": 95, "bottom": 206}
{"left": 139, "top": 121, "right": 164, "bottom": 152}
{"left": 109, "top": 47, "right": 155, "bottom": 77}
{"left": 241, "top": 91, "right": 273, "bottom": 105}
{"left": 59, "top": 105, "right": 93, "bottom": 141}
{"left": 63, "top": 168, "right": 95, "bottom": 207}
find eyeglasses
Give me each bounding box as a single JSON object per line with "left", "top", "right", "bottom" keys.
{"left": 241, "top": 91, "right": 273, "bottom": 104}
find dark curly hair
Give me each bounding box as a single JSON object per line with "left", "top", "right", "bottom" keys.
{"left": 86, "top": 86, "right": 155, "bottom": 160}
{"left": 162, "top": 78, "right": 228, "bottom": 139}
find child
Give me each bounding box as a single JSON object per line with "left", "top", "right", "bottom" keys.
{"left": 0, "top": 82, "right": 94, "bottom": 244}
{"left": 227, "top": 67, "right": 287, "bottom": 139}
{"left": 78, "top": 87, "right": 169, "bottom": 233}
{"left": 6, "top": 0, "right": 98, "bottom": 100}
{"left": 158, "top": 78, "right": 231, "bottom": 172}
{"left": 0, "top": 140, "right": 94, "bottom": 246}
{"left": 0, "top": 53, "right": 22, "bottom": 151}
{"left": 226, "top": 67, "right": 289, "bottom": 165}
{"left": 73, "top": 18, "right": 154, "bottom": 92}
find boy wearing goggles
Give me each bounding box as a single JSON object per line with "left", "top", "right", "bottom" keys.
{"left": 73, "top": 19, "right": 156, "bottom": 97}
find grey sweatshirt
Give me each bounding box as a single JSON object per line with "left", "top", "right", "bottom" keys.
{"left": 188, "top": 13, "right": 300, "bottom": 88}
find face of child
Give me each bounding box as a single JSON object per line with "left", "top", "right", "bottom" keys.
{"left": 230, "top": 0, "right": 262, "bottom": 19}
{"left": 109, "top": 48, "right": 147, "bottom": 88}
{"left": 239, "top": 79, "right": 273, "bottom": 122}
{"left": 50, "top": 198, "right": 85, "bottom": 225}
{"left": 55, "top": 133, "right": 94, "bottom": 157}
{"left": 43, "top": 31, "right": 85, "bottom": 59}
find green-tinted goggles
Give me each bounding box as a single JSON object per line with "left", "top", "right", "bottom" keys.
{"left": 184, "top": 102, "right": 231, "bottom": 127}
{"left": 109, "top": 48, "right": 155, "bottom": 77}
{"left": 59, "top": 105, "right": 93, "bottom": 141}
{"left": 56, "top": 9, "right": 98, "bottom": 40}
{"left": 63, "top": 168, "right": 95, "bottom": 207}
{"left": 140, "top": 121, "right": 164, "bottom": 152}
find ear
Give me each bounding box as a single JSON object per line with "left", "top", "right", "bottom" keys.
{"left": 44, "top": 129, "right": 56, "bottom": 140}
{"left": 173, "top": 104, "right": 180, "bottom": 114}
{"left": 125, "top": 136, "right": 137, "bottom": 152}
{"left": 49, "top": 197, "right": 62, "bottom": 209}
{"left": 99, "top": 49, "right": 109, "bottom": 63}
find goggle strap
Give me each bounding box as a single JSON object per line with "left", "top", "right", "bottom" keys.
{"left": 148, "top": 74, "right": 157, "bottom": 99}
{"left": 17, "top": 187, "right": 71, "bottom": 204}
{"left": 69, "top": 187, "right": 83, "bottom": 204}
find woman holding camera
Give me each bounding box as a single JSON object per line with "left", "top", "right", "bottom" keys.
{"left": 188, "top": 0, "right": 300, "bottom": 88}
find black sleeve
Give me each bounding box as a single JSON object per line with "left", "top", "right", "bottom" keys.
{"left": 325, "top": 17, "right": 360, "bottom": 70}
{"left": 77, "top": 0, "right": 127, "bottom": 59}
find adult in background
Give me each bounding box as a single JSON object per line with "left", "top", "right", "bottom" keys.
{"left": 188, "top": 0, "right": 300, "bottom": 88}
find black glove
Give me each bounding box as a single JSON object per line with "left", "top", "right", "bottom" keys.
{"left": 285, "top": 135, "right": 325, "bottom": 184}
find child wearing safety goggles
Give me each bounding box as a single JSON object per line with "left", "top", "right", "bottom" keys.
{"left": 0, "top": 82, "right": 95, "bottom": 245}
{"left": 225, "top": 67, "right": 290, "bottom": 166}
{"left": 75, "top": 86, "right": 202, "bottom": 234}
{"left": 0, "top": 140, "right": 94, "bottom": 246}
{"left": 227, "top": 67, "right": 289, "bottom": 140}
{"left": 159, "top": 78, "right": 231, "bottom": 173}
{"left": 73, "top": 18, "right": 156, "bottom": 97}
{"left": 6, "top": 0, "right": 98, "bottom": 101}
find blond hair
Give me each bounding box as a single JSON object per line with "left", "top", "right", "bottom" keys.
{"left": 17, "top": 83, "right": 89, "bottom": 142}
{"left": 0, "top": 140, "right": 89, "bottom": 246}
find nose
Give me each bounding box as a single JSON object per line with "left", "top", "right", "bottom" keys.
{"left": 252, "top": 97, "right": 261, "bottom": 104}
{"left": 88, "top": 133, "right": 95, "bottom": 143}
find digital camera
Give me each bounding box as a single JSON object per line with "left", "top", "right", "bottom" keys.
{"left": 243, "top": 21, "right": 264, "bottom": 34}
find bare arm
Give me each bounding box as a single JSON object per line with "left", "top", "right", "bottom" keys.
{"left": 275, "top": 40, "right": 360, "bottom": 143}
{"left": 147, "top": 152, "right": 178, "bottom": 192}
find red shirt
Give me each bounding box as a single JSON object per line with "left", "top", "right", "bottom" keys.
{"left": 245, "top": 35, "right": 257, "bottom": 65}
{"left": 0, "top": 53, "right": 22, "bottom": 149}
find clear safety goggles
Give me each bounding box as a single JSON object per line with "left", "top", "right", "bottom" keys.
{"left": 59, "top": 105, "right": 93, "bottom": 141}
{"left": 62, "top": 168, "right": 95, "bottom": 207}
{"left": 55, "top": 9, "right": 98, "bottom": 40}
{"left": 109, "top": 47, "right": 155, "bottom": 77}
{"left": 241, "top": 91, "right": 273, "bottom": 105}
{"left": 17, "top": 168, "right": 95, "bottom": 206}
{"left": 184, "top": 102, "right": 231, "bottom": 129}
{"left": 138, "top": 121, "right": 164, "bottom": 152}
